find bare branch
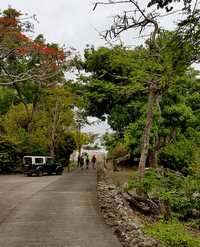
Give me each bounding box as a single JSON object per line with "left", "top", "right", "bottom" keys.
{"left": 93, "top": 0, "right": 130, "bottom": 10}
{"left": 0, "top": 48, "right": 16, "bottom": 60}
{"left": 93, "top": 0, "right": 160, "bottom": 44}
{"left": 193, "top": 0, "right": 198, "bottom": 13}
{"left": 0, "top": 76, "right": 34, "bottom": 86}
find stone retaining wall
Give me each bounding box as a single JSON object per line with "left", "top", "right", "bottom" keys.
{"left": 97, "top": 168, "right": 163, "bottom": 247}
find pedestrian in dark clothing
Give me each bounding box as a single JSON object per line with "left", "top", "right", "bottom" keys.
{"left": 86, "top": 155, "right": 90, "bottom": 169}
{"left": 80, "top": 155, "right": 84, "bottom": 170}
{"left": 91, "top": 155, "right": 96, "bottom": 169}
{"left": 77, "top": 154, "right": 81, "bottom": 167}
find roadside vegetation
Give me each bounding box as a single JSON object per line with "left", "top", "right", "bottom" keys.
{"left": 145, "top": 219, "right": 200, "bottom": 247}
{"left": 0, "top": 7, "right": 91, "bottom": 173}
{"left": 71, "top": 1, "right": 200, "bottom": 246}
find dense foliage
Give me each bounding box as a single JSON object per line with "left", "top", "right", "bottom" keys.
{"left": 76, "top": 42, "right": 200, "bottom": 173}
{"left": 0, "top": 8, "right": 84, "bottom": 172}
{"left": 127, "top": 168, "right": 200, "bottom": 246}
{"left": 128, "top": 169, "right": 200, "bottom": 219}
{"left": 0, "top": 137, "right": 22, "bottom": 172}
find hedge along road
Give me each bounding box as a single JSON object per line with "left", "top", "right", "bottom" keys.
{"left": 0, "top": 169, "right": 121, "bottom": 247}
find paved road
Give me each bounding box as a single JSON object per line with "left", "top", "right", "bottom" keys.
{"left": 0, "top": 170, "right": 121, "bottom": 247}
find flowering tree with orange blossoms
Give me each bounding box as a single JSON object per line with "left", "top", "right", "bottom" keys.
{"left": 0, "top": 8, "right": 68, "bottom": 87}
{"left": 0, "top": 7, "right": 72, "bottom": 133}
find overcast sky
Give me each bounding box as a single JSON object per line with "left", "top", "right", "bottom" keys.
{"left": 1, "top": 0, "right": 119, "bottom": 52}
{"left": 0, "top": 0, "right": 183, "bottom": 52}
{"left": 0, "top": 0, "right": 197, "bottom": 135}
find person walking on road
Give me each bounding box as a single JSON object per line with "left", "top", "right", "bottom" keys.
{"left": 86, "top": 155, "right": 90, "bottom": 169}
{"left": 77, "top": 154, "right": 81, "bottom": 167}
{"left": 80, "top": 155, "right": 84, "bottom": 170}
{"left": 91, "top": 155, "right": 96, "bottom": 169}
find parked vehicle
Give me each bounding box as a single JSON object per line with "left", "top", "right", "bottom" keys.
{"left": 23, "top": 156, "right": 63, "bottom": 176}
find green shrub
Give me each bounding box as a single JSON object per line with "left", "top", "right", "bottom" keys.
{"left": 0, "top": 138, "right": 22, "bottom": 173}
{"left": 144, "top": 220, "right": 200, "bottom": 247}
{"left": 112, "top": 142, "right": 127, "bottom": 159}
{"left": 102, "top": 133, "right": 122, "bottom": 159}
{"left": 164, "top": 171, "right": 185, "bottom": 191}
{"left": 128, "top": 169, "right": 200, "bottom": 220}
{"left": 128, "top": 169, "right": 162, "bottom": 195}
{"left": 171, "top": 195, "right": 194, "bottom": 218}
{"left": 170, "top": 174, "right": 200, "bottom": 218}
{"left": 55, "top": 133, "right": 76, "bottom": 166}
{"left": 159, "top": 138, "right": 199, "bottom": 174}
{"left": 189, "top": 219, "right": 200, "bottom": 230}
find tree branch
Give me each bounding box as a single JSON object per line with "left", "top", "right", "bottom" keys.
{"left": 93, "top": 0, "right": 130, "bottom": 10}
{"left": 94, "top": 0, "right": 160, "bottom": 43}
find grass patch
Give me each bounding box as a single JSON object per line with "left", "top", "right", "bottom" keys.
{"left": 144, "top": 220, "right": 200, "bottom": 247}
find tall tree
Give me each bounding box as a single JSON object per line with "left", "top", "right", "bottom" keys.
{"left": 0, "top": 7, "right": 71, "bottom": 133}
{"left": 92, "top": 0, "right": 200, "bottom": 177}
{"left": 0, "top": 8, "right": 78, "bottom": 169}
{"left": 79, "top": 30, "right": 199, "bottom": 173}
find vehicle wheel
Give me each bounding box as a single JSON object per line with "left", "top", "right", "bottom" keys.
{"left": 27, "top": 173, "right": 32, "bottom": 177}
{"left": 37, "top": 170, "right": 43, "bottom": 177}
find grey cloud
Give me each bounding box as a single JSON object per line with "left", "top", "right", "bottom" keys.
{"left": 0, "top": 0, "right": 182, "bottom": 52}
{"left": 0, "top": 0, "right": 148, "bottom": 51}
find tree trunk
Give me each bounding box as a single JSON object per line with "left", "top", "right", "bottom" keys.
{"left": 138, "top": 85, "right": 156, "bottom": 177}
{"left": 148, "top": 150, "right": 158, "bottom": 168}
{"left": 77, "top": 124, "right": 81, "bottom": 156}
{"left": 113, "top": 159, "right": 119, "bottom": 172}
{"left": 49, "top": 101, "right": 59, "bottom": 158}
{"left": 27, "top": 101, "right": 38, "bottom": 134}
{"left": 78, "top": 146, "right": 81, "bottom": 156}
{"left": 148, "top": 136, "right": 161, "bottom": 168}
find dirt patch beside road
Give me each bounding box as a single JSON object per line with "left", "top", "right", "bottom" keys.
{"left": 105, "top": 160, "right": 137, "bottom": 188}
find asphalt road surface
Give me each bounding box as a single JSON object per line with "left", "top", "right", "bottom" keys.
{"left": 0, "top": 169, "right": 121, "bottom": 247}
